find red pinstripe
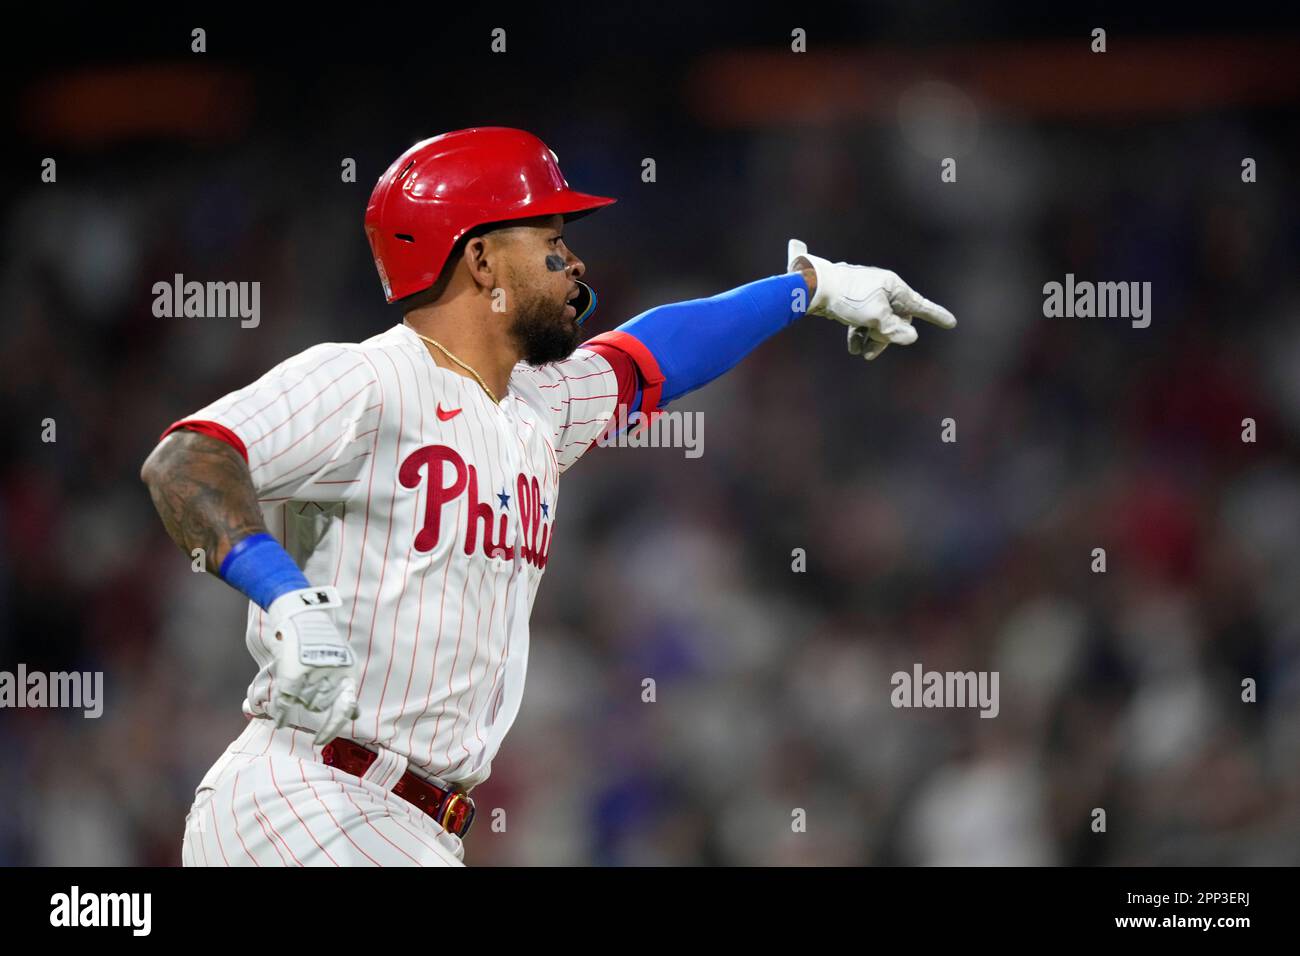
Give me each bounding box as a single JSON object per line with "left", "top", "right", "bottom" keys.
{"left": 195, "top": 810, "right": 213, "bottom": 866}
{"left": 408, "top": 371, "right": 468, "bottom": 759}
{"left": 263, "top": 423, "right": 381, "bottom": 495}
{"left": 267, "top": 757, "right": 338, "bottom": 866}
{"left": 375, "top": 347, "right": 427, "bottom": 747}
{"left": 462, "top": 398, "right": 541, "bottom": 764}
{"left": 256, "top": 508, "right": 285, "bottom": 711}
{"left": 229, "top": 351, "right": 349, "bottom": 430}
{"left": 410, "top": 491, "right": 464, "bottom": 761}
{"left": 252, "top": 809, "right": 288, "bottom": 865}
{"left": 537, "top": 369, "right": 609, "bottom": 387}
{"left": 467, "top": 392, "right": 517, "bottom": 756}
{"left": 323, "top": 767, "right": 422, "bottom": 865}
{"left": 475, "top": 558, "right": 517, "bottom": 760}
{"left": 332, "top": 502, "right": 348, "bottom": 588}
{"left": 328, "top": 445, "right": 377, "bottom": 472}
{"left": 297, "top": 759, "right": 381, "bottom": 866}
{"left": 447, "top": 561, "right": 490, "bottom": 773}
{"left": 363, "top": 351, "right": 406, "bottom": 739}
{"left": 344, "top": 353, "right": 385, "bottom": 741}
{"left": 429, "top": 543, "right": 474, "bottom": 774}
{"left": 422, "top": 374, "right": 499, "bottom": 774}
{"left": 245, "top": 362, "right": 369, "bottom": 446}
{"left": 395, "top": 560, "right": 430, "bottom": 734}
{"left": 252, "top": 382, "right": 377, "bottom": 483}
{"left": 381, "top": 809, "right": 447, "bottom": 860}
{"left": 269, "top": 427, "right": 381, "bottom": 494}
{"left": 382, "top": 760, "right": 401, "bottom": 789}
{"left": 251, "top": 605, "right": 272, "bottom": 714}
{"left": 388, "top": 345, "right": 442, "bottom": 750}
{"left": 546, "top": 418, "right": 559, "bottom": 483}
{"left": 512, "top": 396, "right": 560, "bottom": 479}
{"left": 252, "top": 789, "right": 299, "bottom": 866}
{"left": 322, "top": 753, "right": 446, "bottom": 860}
{"left": 230, "top": 769, "right": 261, "bottom": 866}
{"left": 441, "top": 382, "right": 483, "bottom": 763}
{"left": 440, "top": 385, "right": 499, "bottom": 771}
{"left": 252, "top": 452, "right": 375, "bottom": 507}
{"left": 207, "top": 795, "right": 230, "bottom": 866}
{"left": 470, "top": 580, "right": 500, "bottom": 753}
{"left": 342, "top": 777, "right": 444, "bottom": 860}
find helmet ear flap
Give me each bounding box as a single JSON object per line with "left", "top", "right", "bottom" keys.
{"left": 571, "top": 281, "right": 597, "bottom": 326}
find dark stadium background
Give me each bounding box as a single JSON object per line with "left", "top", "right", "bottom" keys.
{"left": 3, "top": 5, "right": 1299, "bottom": 865}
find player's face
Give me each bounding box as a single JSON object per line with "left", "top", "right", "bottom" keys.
{"left": 496, "top": 214, "right": 587, "bottom": 366}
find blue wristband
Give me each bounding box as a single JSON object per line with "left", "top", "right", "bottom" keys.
{"left": 219, "top": 532, "right": 312, "bottom": 610}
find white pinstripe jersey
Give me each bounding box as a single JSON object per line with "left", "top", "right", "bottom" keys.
{"left": 175, "top": 323, "right": 621, "bottom": 790}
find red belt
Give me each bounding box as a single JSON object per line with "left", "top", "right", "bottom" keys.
{"left": 320, "top": 738, "right": 476, "bottom": 838}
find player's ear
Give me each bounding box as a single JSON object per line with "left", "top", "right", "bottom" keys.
{"left": 462, "top": 235, "right": 497, "bottom": 292}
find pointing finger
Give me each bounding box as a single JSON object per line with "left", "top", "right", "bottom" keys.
{"left": 892, "top": 284, "right": 957, "bottom": 329}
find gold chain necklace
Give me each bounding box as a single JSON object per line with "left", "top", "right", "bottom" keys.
{"left": 408, "top": 327, "right": 499, "bottom": 405}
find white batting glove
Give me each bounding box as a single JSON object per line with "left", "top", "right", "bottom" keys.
{"left": 787, "top": 239, "right": 956, "bottom": 361}
{"left": 266, "top": 585, "right": 360, "bottom": 746}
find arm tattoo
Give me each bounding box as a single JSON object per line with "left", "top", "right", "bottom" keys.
{"left": 140, "top": 430, "right": 268, "bottom": 576}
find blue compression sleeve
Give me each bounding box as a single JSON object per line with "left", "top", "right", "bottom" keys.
{"left": 611, "top": 273, "right": 807, "bottom": 406}
{"left": 219, "top": 532, "right": 311, "bottom": 610}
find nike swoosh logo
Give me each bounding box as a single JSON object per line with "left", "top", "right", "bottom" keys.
{"left": 437, "top": 404, "right": 462, "bottom": 421}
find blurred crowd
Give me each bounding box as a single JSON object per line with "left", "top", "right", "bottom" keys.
{"left": 3, "top": 48, "right": 1300, "bottom": 865}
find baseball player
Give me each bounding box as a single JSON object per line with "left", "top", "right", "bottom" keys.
{"left": 140, "top": 127, "right": 955, "bottom": 866}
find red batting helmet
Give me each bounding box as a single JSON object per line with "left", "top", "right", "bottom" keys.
{"left": 364, "top": 127, "right": 616, "bottom": 304}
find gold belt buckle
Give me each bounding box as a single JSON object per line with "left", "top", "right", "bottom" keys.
{"left": 436, "top": 790, "right": 475, "bottom": 836}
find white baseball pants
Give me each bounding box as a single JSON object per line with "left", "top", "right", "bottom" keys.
{"left": 181, "top": 718, "right": 466, "bottom": 867}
